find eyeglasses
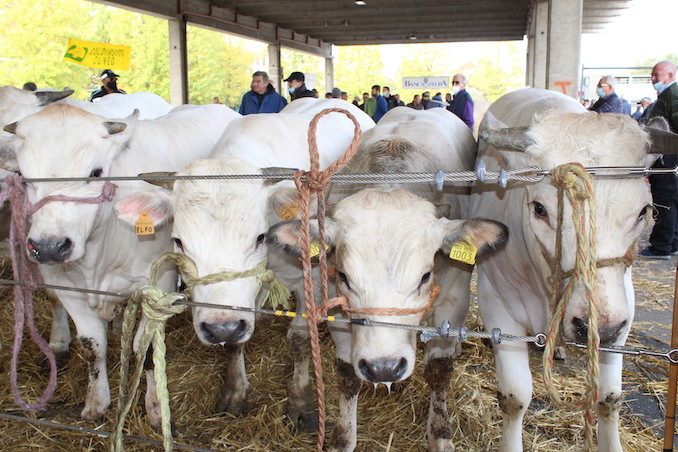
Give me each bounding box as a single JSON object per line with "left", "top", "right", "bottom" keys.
{"left": 452, "top": 80, "right": 461, "bottom": 85}
{"left": 597, "top": 83, "right": 609, "bottom": 88}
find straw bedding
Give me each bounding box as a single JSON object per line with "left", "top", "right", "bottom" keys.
{"left": 0, "top": 258, "right": 673, "bottom": 451}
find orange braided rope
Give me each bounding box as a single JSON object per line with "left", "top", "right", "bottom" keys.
{"left": 294, "top": 108, "right": 362, "bottom": 451}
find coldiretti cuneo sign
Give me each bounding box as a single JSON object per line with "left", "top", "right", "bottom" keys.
{"left": 63, "top": 38, "right": 131, "bottom": 71}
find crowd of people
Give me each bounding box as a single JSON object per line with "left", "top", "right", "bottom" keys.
{"left": 30, "top": 62, "right": 673, "bottom": 261}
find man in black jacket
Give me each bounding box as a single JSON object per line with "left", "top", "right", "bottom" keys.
{"left": 90, "top": 69, "right": 126, "bottom": 101}
{"left": 284, "top": 71, "right": 314, "bottom": 101}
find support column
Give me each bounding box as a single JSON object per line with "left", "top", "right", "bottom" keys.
{"left": 268, "top": 42, "right": 282, "bottom": 94}
{"left": 325, "top": 54, "right": 334, "bottom": 95}
{"left": 168, "top": 16, "right": 188, "bottom": 105}
{"left": 545, "top": 0, "right": 582, "bottom": 98}
{"left": 532, "top": 0, "right": 549, "bottom": 89}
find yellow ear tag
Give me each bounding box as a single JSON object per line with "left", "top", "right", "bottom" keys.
{"left": 135, "top": 211, "right": 155, "bottom": 236}
{"left": 449, "top": 241, "right": 477, "bottom": 265}
{"left": 276, "top": 203, "right": 299, "bottom": 221}
{"left": 309, "top": 242, "right": 329, "bottom": 258}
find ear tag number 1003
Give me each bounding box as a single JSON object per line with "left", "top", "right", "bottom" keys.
{"left": 135, "top": 211, "right": 155, "bottom": 236}
{"left": 449, "top": 241, "right": 477, "bottom": 265}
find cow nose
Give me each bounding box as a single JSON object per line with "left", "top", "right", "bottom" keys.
{"left": 358, "top": 357, "right": 407, "bottom": 382}
{"left": 200, "top": 320, "right": 247, "bottom": 344}
{"left": 27, "top": 237, "right": 73, "bottom": 263}
{"left": 572, "top": 317, "right": 627, "bottom": 345}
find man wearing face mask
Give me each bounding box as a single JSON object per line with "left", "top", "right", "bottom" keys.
{"left": 449, "top": 73, "right": 474, "bottom": 129}
{"left": 283, "top": 71, "right": 314, "bottom": 101}
{"left": 382, "top": 86, "right": 397, "bottom": 110}
{"left": 90, "top": 69, "right": 126, "bottom": 102}
{"left": 589, "top": 75, "right": 623, "bottom": 113}
{"left": 640, "top": 61, "right": 678, "bottom": 260}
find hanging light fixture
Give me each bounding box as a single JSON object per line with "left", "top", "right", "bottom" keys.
{"left": 354, "top": 1, "right": 366, "bottom": 6}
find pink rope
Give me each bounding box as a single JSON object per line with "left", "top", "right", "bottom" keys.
{"left": 0, "top": 174, "right": 117, "bottom": 411}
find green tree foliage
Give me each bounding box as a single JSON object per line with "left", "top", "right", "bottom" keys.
{"left": 335, "top": 46, "right": 393, "bottom": 99}
{"left": 186, "top": 27, "right": 257, "bottom": 107}
{"left": 281, "top": 48, "right": 324, "bottom": 97}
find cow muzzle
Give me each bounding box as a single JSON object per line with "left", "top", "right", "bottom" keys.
{"left": 571, "top": 317, "right": 627, "bottom": 345}
{"left": 27, "top": 237, "right": 73, "bottom": 263}
{"left": 199, "top": 319, "right": 250, "bottom": 345}
{"left": 358, "top": 357, "right": 408, "bottom": 383}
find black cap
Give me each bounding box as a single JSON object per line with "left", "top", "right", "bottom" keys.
{"left": 100, "top": 69, "right": 120, "bottom": 79}
{"left": 283, "top": 71, "right": 305, "bottom": 82}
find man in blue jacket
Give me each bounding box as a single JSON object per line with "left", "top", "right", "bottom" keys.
{"left": 589, "top": 75, "right": 623, "bottom": 113}
{"left": 239, "top": 71, "right": 287, "bottom": 115}
{"left": 371, "top": 85, "right": 388, "bottom": 122}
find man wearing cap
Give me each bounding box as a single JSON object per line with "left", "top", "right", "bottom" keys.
{"left": 90, "top": 69, "right": 125, "bottom": 102}
{"left": 239, "top": 71, "right": 287, "bottom": 115}
{"left": 284, "top": 71, "right": 314, "bottom": 101}
{"left": 632, "top": 97, "right": 652, "bottom": 122}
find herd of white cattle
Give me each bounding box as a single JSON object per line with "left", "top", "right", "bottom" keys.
{"left": 0, "top": 84, "right": 677, "bottom": 451}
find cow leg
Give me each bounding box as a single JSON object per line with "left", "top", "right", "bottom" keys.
{"left": 424, "top": 263, "right": 470, "bottom": 452}
{"left": 328, "top": 322, "right": 358, "bottom": 452}
{"left": 286, "top": 306, "right": 318, "bottom": 433}
{"left": 48, "top": 295, "right": 72, "bottom": 367}
{"left": 215, "top": 344, "right": 249, "bottom": 416}
{"left": 596, "top": 338, "right": 626, "bottom": 452}
{"left": 64, "top": 301, "right": 109, "bottom": 421}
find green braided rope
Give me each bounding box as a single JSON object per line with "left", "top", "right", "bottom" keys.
{"left": 112, "top": 253, "right": 291, "bottom": 451}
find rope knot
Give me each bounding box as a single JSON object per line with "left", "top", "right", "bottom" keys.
{"left": 135, "top": 287, "right": 186, "bottom": 323}
{"left": 551, "top": 162, "right": 593, "bottom": 202}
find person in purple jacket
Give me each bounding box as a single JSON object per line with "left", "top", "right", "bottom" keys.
{"left": 449, "top": 74, "right": 474, "bottom": 129}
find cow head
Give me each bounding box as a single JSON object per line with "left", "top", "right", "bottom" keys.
{"left": 0, "top": 86, "right": 74, "bottom": 171}
{"left": 267, "top": 188, "right": 507, "bottom": 383}
{"left": 115, "top": 157, "right": 306, "bottom": 346}
{"left": 7, "top": 103, "right": 135, "bottom": 263}
{"left": 481, "top": 111, "right": 677, "bottom": 345}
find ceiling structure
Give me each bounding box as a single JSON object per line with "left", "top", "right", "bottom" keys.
{"left": 96, "top": 0, "right": 634, "bottom": 55}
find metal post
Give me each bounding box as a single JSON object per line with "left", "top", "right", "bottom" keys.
{"left": 664, "top": 264, "right": 678, "bottom": 451}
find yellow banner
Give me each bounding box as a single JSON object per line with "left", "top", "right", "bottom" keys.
{"left": 63, "top": 38, "right": 131, "bottom": 71}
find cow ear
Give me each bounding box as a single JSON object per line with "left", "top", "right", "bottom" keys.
{"left": 268, "top": 185, "right": 317, "bottom": 220}
{"left": 439, "top": 217, "right": 508, "bottom": 259}
{"left": 115, "top": 190, "right": 173, "bottom": 227}
{"left": 266, "top": 218, "right": 336, "bottom": 258}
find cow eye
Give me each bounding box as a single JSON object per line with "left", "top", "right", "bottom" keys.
{"left": 256, "top": 233, "right": 266, "bottom": 246}
{"left": 532, "top": 201, "right": 548, "bottom": 220}
{"left": 89, "top": 168, "right": 103, "bottom": 178}
{"left": 337, "top": 270, "right": 350, "bottom": 289}
{"left": 173, "top": 237, "right": 184, "bottom": 251}
{"left": 419, "top": 271, "right": 431, "bottom": 288}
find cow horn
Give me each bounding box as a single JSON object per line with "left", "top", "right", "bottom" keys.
{"left": 480, "top": 111, "right": 533, "bottom": 151}
{"left": 3, "top": 122, "right": 18, "bottom": 135}
{"left": 139, "top": 171, "right": 176, "bottom": 190}
{"left": 34, "top": 89, "right": 75, "bottom": 106}
{"left": 643, "top": 119, "right": 678, "bottom": 155}
{"left": 261, "top": 167, "right": 298, "bottom": 186}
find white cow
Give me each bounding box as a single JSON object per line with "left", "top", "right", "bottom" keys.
{"left": 266, "top": 107, "right": 507, "bottom": 451}
{"left": 471, "top": 88, "right": 678, "bottom": 451}
{"left": 5, "top": 102, "right": 239, "bottom": 422}
{"left": 0, "top": 86, "right": 172, "bottom": 167}
{"left": 114, "top": 99, "right": 375, "bottom": 431}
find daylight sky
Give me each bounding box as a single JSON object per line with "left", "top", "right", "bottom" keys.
{"left": 580, "top": 0, "right": 677, "bottom": 67}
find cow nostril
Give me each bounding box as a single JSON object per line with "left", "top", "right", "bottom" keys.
{"left": 200, "top": 322, "right": 217, "bottom": 343}
{"left": 358, "top": 359, "right": 373, "bottom": 381}
{"left": 358, "top": 357, "right": 408, "bottom": 382}
{"left": 572, "top": 317, "right": 588, "bottom": 343}
{"left": 395, "top": 357, "right": 407, "bottom": 379}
